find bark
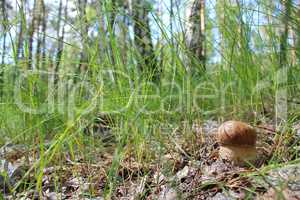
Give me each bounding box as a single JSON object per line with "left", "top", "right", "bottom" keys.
{"left": 77, "top": 0, "right": 89, "bottom": 75}
{"left": 120, "top": 1, "right": 130, "bottom": 65}
{"left": 1, "top": 0, "right": 8, "bottom": 97}
{"left": 170, "top": 0, "right": 174, "bottom": 67}
{"left": 54, "top": 0, "right": 63, "bottom": 77}
{"left": 296, "top": 0, "right": 300, "bottom": 62}
{"left": 188, "top": 0, "right": 206, "bottom": 70}
{"left": 291, "top": 25, "right": 297, "bottom": 65}
{"left": 96, "top": 1, "right": 105, "bottom": 63}
{"left": 55, "top": 0, "right": 68, "bottom": 84}
{"left": 107, "top": 0, "right": 120, "bottom": 66}
{"left": 275, "top": 0, "right": 292, "bottom": 125}
{"left": 132, "top": 0, "right": 159, "bottom": 81}
{"left": 220, "top": 0, "right": 226, "bottom": 64}
{"left": 41, "top": 0, "right": 47, "bottom": 68}
{"left": 16, "top": 1, "right": 25, "bottom": 62}
{"left": 109, "top": 0, "right": 117, "bottom": 33}
{"left": 35, "top": 0, "right": 43, "bottom": 69}
{"left": 280, "top": 0, "right": 292, "bottom": 67}
{"left": 28, "top": 0, "right": 38, "bottom": 69}
{"left": 235, "top": 0, "right": 252, "bottom": 66}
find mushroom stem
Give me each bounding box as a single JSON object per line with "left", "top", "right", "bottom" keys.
{"left": 219, "top": 145, "right": 256, "bottom": 165}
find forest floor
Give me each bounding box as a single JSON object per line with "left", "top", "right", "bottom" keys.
{"left": 1, "top": 119, "right": 300, "bottom": 199}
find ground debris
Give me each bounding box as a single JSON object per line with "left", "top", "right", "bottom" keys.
{"left": 1, "top": 120, "right": 298, "bottom": 199}
{"left": 256, "top": 163, "right": 300, "bottom": 199}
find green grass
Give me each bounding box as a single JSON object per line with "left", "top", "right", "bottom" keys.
{"left": 1, "top": 0, "right": 300, "bottom": 198}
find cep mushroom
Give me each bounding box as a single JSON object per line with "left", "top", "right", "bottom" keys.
{"left": 217, "top": 121, "right": 257, "bottom": 165}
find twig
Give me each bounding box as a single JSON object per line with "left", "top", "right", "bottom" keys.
{"left": 168, "top": 127, "right": 191, "bottom": 159}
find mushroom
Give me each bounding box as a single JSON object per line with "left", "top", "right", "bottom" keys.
{"left": 217, "top": 121, "right": 257, "bottom": 165}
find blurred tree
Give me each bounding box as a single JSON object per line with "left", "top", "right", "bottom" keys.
{"left": 132, "top": 0, "right": 159, "bottom": 81}
{"left": 16, "top": 0, "right": 25, "bottom": 63}
{"left": 295, "top": 0, "right": 300, "bottom": 62}
{"left": 105, "top": 0, "right": 122, "bottom": 66}
{"left": 216, "top": 0, "right": 226, "bottom": 64}
{"left": 28, "top": 0, "right": 38, "bottom": 69}
{"left": 187, "top": 0, "right": 206, "bottom": 70}
{"left": 41, "top": 0, "right": 47, "bottom": 68}
{"left": 280, "top": 0, "right": 292, "bottom": 68}
{"left": 54, "top": 0, "right": 67, "bottom": 82}
{"left": 77, "top": 0, "right": 89, "bottom": 75}
{"left": 0, "top": 0, "right": 9, "bottom": 97}
{"left": 35, "top": 0, "right": 45, "bottom": 69}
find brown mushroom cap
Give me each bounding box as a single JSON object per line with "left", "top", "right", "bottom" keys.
{"left": 217, "top": 121, "right": 257, "bottom": 147}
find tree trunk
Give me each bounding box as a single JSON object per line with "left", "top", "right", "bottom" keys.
{"left": 28, "top": 0, "right": 38, "bottom": 69}
{"left": 296, "top": 0, "right": 300, "bottom": 62}
{"left": 54, "top": 0, "right": 63, "bottom": 77}
{"left": 170, "top": 0, "right": 176, "bottom": 68}
{"left": 109, "top": 0, "right": 117, "bottom": 33}
{"left": 132, "top": 0, "right": 159, "bottom": 81}
{"left": 16, "top": 1, "right": 25, "bottom": 62}
{"left": 35, "top": 0, "right": 43, "bottom": 70}
{"left": 55, "top": 0, "right": 68, "bottom": 84}
{"left": 280, "top": 0, "right": 291, "bottom": 68}
{"left": 275, "top": 0, "right": 292, "bottom": 125}
{"left": 291, "top": 24, "right": 297, "bottom": 65}
{"left": 120, "top": 1, "right": 130, "bottom": 65}
{"left": 107, "top": 0, "right": 118, "bottom": 66}
{"left": 0, "top": 0, "right": 8, "bottom": 97}
{"left": 188, "top": 0, "right": 206, "bottom": 70}
{"left": 77, "top": 0, "right": 89, "bottom": 75}
{"left": 41, "top": 0, "right": 47, "bottom": 69}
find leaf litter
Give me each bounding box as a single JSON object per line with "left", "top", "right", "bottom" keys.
{"left": 0, "top": 119, "right": 300, "bottom": 199}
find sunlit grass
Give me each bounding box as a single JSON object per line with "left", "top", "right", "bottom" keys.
{"left": 0, "top": 0, "right": 300, "bottom": 198}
